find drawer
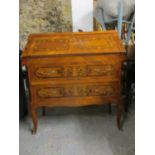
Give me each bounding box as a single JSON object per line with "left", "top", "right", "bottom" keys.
{"left": 29, "top": 64, "right": 120, "bottom": 83}
{"left": 27, "top": 55, "right": 124, "bottom": 83}
{"left": 31, "top": 82, "right": 120, "bottom": 107}
{"left": 32, "top": 82, "right": 119, "bottom": 99}
{"left": 34, "top": 64, "right": 116, "bottom": 78}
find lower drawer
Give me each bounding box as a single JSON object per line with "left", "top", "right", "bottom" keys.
{"left": 31, "top": 82, "right": 120, "bottom": 107}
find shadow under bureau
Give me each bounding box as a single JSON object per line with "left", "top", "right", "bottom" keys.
{"left": 22, "top": 31, "right": 126, "bottom": 134}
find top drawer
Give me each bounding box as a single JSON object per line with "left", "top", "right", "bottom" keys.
{"left": 33, "top": 64, "right": 115, "bottom": 78}
{"left": 27, "top": 55, "right": 124, "bottom": 83}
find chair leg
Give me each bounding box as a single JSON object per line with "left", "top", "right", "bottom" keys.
{"left": 117, "top": 1, "right": 123, "bottom": 38}
{"left": 125, "top": 13, "right": 135, "bottom": 45}
{"left": 100, "top": 8, "right": 106, "bottom": 30}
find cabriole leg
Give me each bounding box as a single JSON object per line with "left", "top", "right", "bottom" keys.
{"left": 31, "top": 107, "right": 38, "bottom": 134}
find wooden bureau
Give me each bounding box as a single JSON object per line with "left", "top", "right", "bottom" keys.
{"left": 22, "top": 31, "right": 126, "bottom": 133}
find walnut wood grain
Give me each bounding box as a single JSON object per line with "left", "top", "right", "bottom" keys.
{"left": 35, "top": 64, "right": 115, "bottom": 78}
{"left": 36, "top": 84, "right": 115, "bottom": 98}
{"left": 22, "top": 31, "right": 126, "bottom": 133}
{"left": 22, "top": 31, "right": 125, "bottom": 59}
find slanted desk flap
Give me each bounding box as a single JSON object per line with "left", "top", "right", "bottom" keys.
{"left": 22, "top": 31, "right": 125, "bottom": 59}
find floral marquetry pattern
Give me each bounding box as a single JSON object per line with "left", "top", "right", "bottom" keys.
{"left": 71, "top": 35, "right": 115, "bottom": 50}
{"left": 35, "top": 67, "right": 63, "bottom": 78}
{"left": 32, "top": 39, "right": 70, "bottom": 51}
{"left": 35, "top": 65, "right": 115, "bottom": 78}
{"left": 37, "top": 87, "right": 64, "bottom": 98}
{"left": 37, "top": 84, "right": 115, "bottom": 98}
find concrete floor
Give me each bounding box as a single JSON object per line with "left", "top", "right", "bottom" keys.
{"left": 19, "top": 102, "right": 134, "bottom": 155}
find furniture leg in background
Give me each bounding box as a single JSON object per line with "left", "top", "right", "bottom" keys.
{"left": 42, "top": 107, "right": 46, "bottom": 116}
{"left": 116, "top": 99, "right": 123, "bottom": 129}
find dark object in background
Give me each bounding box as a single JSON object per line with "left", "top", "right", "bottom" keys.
{"left": 122, "top": 59, "right": 135, "bottom": 112}
{"left": 19, "top": 50, "right": 28, "bottom": 119}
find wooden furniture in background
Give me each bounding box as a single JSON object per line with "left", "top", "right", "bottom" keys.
{"left": 22, "top": 31, "right": 126, "bottom": 133}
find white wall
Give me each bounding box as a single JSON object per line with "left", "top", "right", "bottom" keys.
{"left": 71, "top": 0, "right": 93, "bottom": 32}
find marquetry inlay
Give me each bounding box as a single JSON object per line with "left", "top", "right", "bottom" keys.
{"left": 28, "top": 33, "right": 119, "bottom": 52}
{"left": 35, "top": 65, "right": 115, "bottom": 78}
{"left": 71, "top": 35, "right": 115, "bottom": 50}
{"left": 32, "top": 39, "right": 69, "bottom": 51}
{"left": 37, "top": 84, "right": 115, "bottom": 98}
{"left": 22, "top": 31, "right": 126, "bottom": 133}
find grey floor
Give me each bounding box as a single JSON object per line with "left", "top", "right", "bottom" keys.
{"left": 19, "top": 101, "right": 135, "bottom": 155}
